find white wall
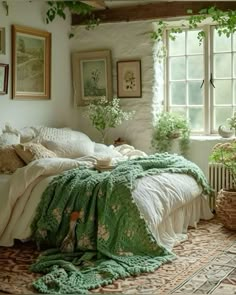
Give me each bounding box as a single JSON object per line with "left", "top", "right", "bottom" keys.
{"left": 0, "top": 1, "right": 73, "bottom": 129}
{"left": 70, "top": 21, "right": 156, "bottom": 152}
{"left": 0, "top": 3, "right": 229, "bottom": 177}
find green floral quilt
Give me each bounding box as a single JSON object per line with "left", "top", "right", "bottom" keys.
{"left": 30, "top": 153, "right": 211, "bottom": 294}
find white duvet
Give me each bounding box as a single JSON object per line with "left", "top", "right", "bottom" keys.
{"left": 0, "top": 145, "right": 213, "bottom": 248}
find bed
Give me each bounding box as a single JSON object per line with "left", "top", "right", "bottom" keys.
{"left": 0, "top": 125, "right": 213, "bottom": 293}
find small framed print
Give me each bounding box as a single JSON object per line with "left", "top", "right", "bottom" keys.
{"left": 0, "top": 63, "right": 9, "bottom": 94}
{"left": 72, "top": 49, "right": 113, "bottom": 106}
{"left": 117, "top": 60, "right": 142, "bottom": 98}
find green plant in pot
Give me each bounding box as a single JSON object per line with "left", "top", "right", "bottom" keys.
{"left": 151, "top": 112, "right": 190, "bottom": 156}
{"left": 86, "top": 97, "right": 135, "bottom": 144}
{"left": 210, "top": 141, "right": 236, "bottom": 230}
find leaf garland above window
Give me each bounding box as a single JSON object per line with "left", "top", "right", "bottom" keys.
{"left": 152, "top": 6, "right": 236, "bottom": 44}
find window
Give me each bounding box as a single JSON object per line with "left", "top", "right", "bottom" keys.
{"left": 166, "top": 26, "right": 236, "bottom": 134}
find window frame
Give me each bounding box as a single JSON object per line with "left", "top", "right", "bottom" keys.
{"left": 164, "top": 24, "right": 236, "bottom": 135}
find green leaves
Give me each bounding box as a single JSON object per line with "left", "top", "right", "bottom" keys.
{"left": 45, "top": 1, "right": 99, "bottom": 29}
{"left": 151, "top": 112, "right": 190, "bottom": 156}
{"left": 85, "top": 97, "right": 135, "bottom": 142}
{"left": 210, "top": 142, "right": 236, "bottom": 188}
{"left": 152, "top": 6, "right": 236, "bottom": 47}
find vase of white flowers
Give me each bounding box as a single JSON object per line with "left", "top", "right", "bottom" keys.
{"left": 86, "top": 97, "right": 135, "bottom": 143}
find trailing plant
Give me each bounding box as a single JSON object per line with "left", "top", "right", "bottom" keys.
{"left": 210, "top": 141, "right": 236, "bottom": 190}
{"left": 85, "top": 97, "right": 135, "bottom": 143}
{"left": 226, "top": 112, "right": 236, "bottom": 134}
{"left": 46, "top": 1, "right": 99, "bottom": 30}
{"left": 151, "top": 112, "right": 190, "bottom": 156}
{"left": 152, "top": 6, "right": 236, "bottom": 45}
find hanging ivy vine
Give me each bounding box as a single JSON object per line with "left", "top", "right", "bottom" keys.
{"left": 152, "top": 6, "right": 236, "bottom": 44}
{"left": 46, "top": 1, "right": 100, "bottom": 31}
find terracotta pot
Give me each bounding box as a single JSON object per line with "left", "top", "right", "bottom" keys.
{"left": 169, "top": 131, "right": 181, "bottom": 139}
{"left": 216, "top": 189, "right": 236, "bottom": 230}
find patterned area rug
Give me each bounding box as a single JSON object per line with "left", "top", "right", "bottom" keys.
{"left": 0, "top": 218, "right": 235, "bottom": 294}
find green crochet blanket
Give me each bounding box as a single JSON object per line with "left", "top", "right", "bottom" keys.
{"left": 30, "top": 153, "right": 212, "bottom": 294}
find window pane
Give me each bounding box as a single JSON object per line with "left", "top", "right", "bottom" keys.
{"left": 188, "top": 82, "right": 203, "bottom": 105}
{"left": 169, "top": 32, "right": 185, "bottom": 56}
{"left": 214, "top": 107, "right": 233, "bottom": 130}
{"left": 189, "top": 108, "right": 204, "bottom": 130}
{"left": 187, "top": 56, "right": 203, "bottom": 79}
{"left": 187, "top": 30, "right": 203, "bottom": 54}
{"left": 170, "top": 82, "right": 186, "bottom": 105}
{"left": 214, "top": 53, "right": 231, "bottom": 78}
{"left": 214, "top": 30, "right": 231, "bottom": 52}
{"left": 169, "top": 57, "right": 185, "bottom": 80}
{"left": 233, "top": 33, "right": 236, "bottom": 51}
{"left": 234, "top": 81, "right": 236, "bottom": 105}
{"left": 170, "top": 107, "right": 186, "bottom": 117}
{"left": 214, "top": 80, "right": 232, "bottom": 105}
{"left": 234, "top": 53, "right": 236, "bottom": 78}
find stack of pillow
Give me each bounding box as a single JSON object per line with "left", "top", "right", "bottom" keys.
{"left": 0, "top": 124, "right": 95, "bottom": 174}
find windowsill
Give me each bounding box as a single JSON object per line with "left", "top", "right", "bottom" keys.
{"left": 190, "top": 135, "right": 235, "bottom": 141}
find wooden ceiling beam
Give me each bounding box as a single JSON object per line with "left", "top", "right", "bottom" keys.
{"left": 72, "top": 1, "right": 236, "bottom": 26}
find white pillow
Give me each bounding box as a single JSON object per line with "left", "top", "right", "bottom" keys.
{"left": 42, "top": 139, "right": 95, "bottom": 158}
{"left": 0, "top": 132, "right": 20, "bottom": 146}
{"left": 34, "top": 127, "right": 72, "bottom": 143}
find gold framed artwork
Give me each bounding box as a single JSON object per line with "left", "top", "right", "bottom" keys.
{"left": 72, "top": 50, "right": 113, "bottom": 107}
{"left": 117, "top": 60, "right": 142, "bottom": 98}
{"left": 12, "top": 25, "right": 51, "bottom": 99}
{"left": 0, "top": 28, "right": 6, "bottom": 54}
{"left": 0, "top": 63, "right": 9, "bottom": 94}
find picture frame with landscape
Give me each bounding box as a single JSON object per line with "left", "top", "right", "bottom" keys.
{"left": 12, "top": 25, "right": 51, "bottom": 99}
{"left": 0, "top": 63, "right": 9, "bottom": 94}
{"left": 72, "top": 50, "right": 112, "bottom": 107}
{"left": 117, "top": 60, "right": 142, "bottom": 98}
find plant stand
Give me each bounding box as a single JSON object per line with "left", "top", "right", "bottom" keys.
{"left": 216, "top": 189, "right": 236, "bottom": 230}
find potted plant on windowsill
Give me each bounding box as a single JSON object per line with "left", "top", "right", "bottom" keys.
{"left": 151, "top": 112, "right": 190, "bottom": 157}
{"left": 210, "top": 142, "right": 236, "bottom": 230}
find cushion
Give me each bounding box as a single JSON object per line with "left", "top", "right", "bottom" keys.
{"left": 0, "top": 146, "right": 25, "bottom": 174}
{"left": 2, "top": 123, "right": 39, "bottom": 143}
{"left": 0, "top": 132, "right": 20, "bottom": 146}
{"left": 19, "top": 127, "right": 39, "bottom": 143}
{"left": 14, "top": 143, "right": 57, "bottom": 164}
{"left": 34, "top": 127, "right": 72, "bottom": 143}
{"left": 42, "top": 139, "right": 95, "bottom": 158}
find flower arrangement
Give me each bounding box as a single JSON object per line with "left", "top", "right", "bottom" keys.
{"left": 227, "top": 112, "right": 236, "bottom": 134}
{"left": 86, "top": 97, "right": 135, "bottom": 143}
{"left": 210, "top": 141, "right": 236, "bottom": 190}
{"left": 151, "top": 112, "right": 190, "bottom": 156}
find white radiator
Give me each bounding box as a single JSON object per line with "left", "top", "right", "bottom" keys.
{"left": 208, "top": 163, "right": 233, "bottom": 210}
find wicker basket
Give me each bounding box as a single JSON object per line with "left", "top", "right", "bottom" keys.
{"left": 216, "top": 189, "right": 236, "bottom": 230}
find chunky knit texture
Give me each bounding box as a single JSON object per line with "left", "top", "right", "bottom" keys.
{"left": 30, "top": 153, "right": 212, "bottom": 294}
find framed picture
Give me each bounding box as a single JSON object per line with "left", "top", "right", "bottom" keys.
{"left": 12, "top": 25, "right": 51, "bottom": 99}
{"left": 0, "top": 63, "right": 9, "bottom": 94}
{"left": 117, "top": 60, "right": 142, "bottom": 98}
{"left": 0, "top": 28, "right": 6, "bottom": 54}
{"left": 72, "top": 50, "right": 113, "bottom": 106}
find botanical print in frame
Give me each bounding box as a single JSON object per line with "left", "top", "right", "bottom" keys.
{"left": 12, "top": 25, "right": 51, "bottom": 99}
{"left": 117, "top": 60, "right": 142, "bottom": 98}
{"left": 72, "top": 50, "right": 112, "bottom": 107}
{"left": 0, "top": 28, "right": 6, "bottom": 55}
{"left": 0, "top": 63, "right": 9, "bottom": 94}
